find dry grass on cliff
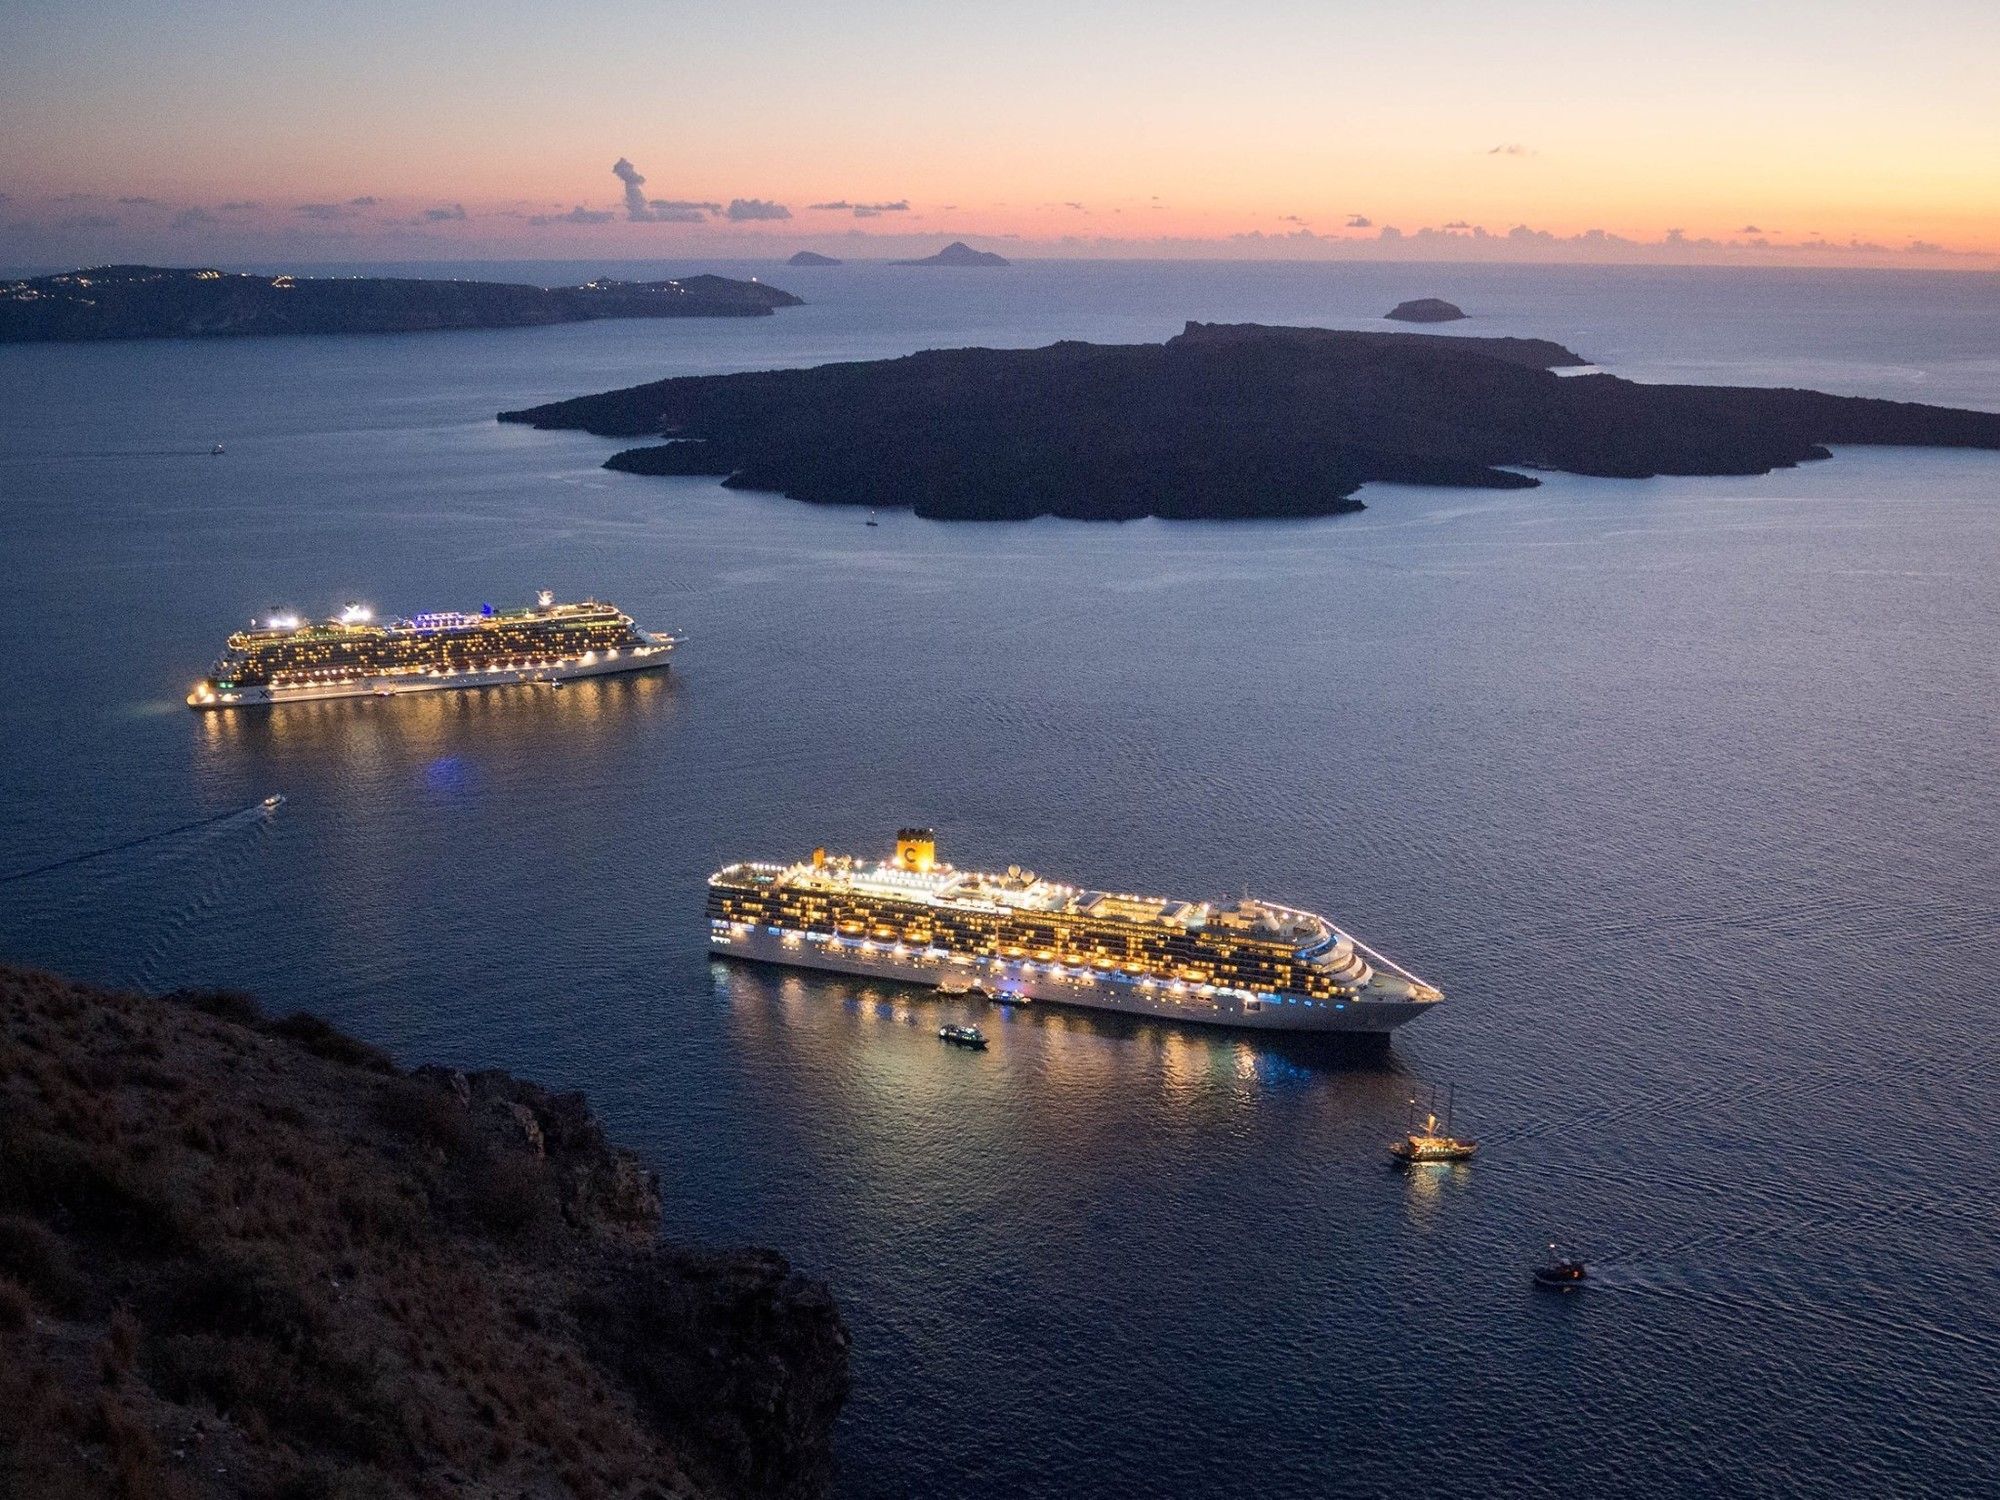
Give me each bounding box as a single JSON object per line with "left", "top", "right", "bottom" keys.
{"left": 0, "top": 966, "right": 847, "bottom": 1500}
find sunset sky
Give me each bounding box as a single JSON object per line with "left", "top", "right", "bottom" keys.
{"left": 4, "top": 0, "right": 1997, "bottom": 268}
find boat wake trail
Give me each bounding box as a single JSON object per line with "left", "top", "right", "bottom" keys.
{"left": 131, "top": 816, "right": 274, "bottom": 993}
{"left": 0, "top": 799, "right": 279, "bottom": 884}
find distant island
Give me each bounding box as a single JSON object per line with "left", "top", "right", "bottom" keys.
{"left": 889, "top": 241, "right": 1010, "bottom": 267}
{"left": 787, "top": 251, "right": 843, "bottom": 266}
{"left": 0, "top": 964, "right": 847, "bottom": 1498}
{"left": 1386, "top": 298, "right": 1466, "bottom": 323}
{"left": 498, "top": 321, "right": 2000, "bottom": 522}
{"left": 0, "top": 264, "right": 803, "bottom": 343}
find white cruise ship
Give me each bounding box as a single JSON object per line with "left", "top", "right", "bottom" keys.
{"left": 186, "top": 592, "right": 673, "bottom": 709}
{"left": 707, "top": 830, "right": 1442, "bottom": 1035}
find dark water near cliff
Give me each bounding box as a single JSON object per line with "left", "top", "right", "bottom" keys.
{"left": 3, "top": 262, "right": 1997, "bottom": 1497}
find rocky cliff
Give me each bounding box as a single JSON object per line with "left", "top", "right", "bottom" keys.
{"left": 0, "top": 966, "right": 847, "bottom": 1499}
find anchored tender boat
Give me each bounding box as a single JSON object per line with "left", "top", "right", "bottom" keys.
{"left": 939, "top": 1024, "right": 989, "bottom": 1050}
{"left": 186, "top": 591, "right": 674, "bottom": 710}
{"left": 1533, "top": 1245, "right": 1588, "bottom": 1290}
{"left": 707, "top": 829, "right": 1443, "bottom": 1035}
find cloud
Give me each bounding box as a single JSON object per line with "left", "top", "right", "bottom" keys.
{"left": 1739, "top": 224, "right": 1764, "bottom": 234}
{"left": 1487, "top": 143, "right": 1534, "bottom": 156}
{"left": 612, "top": 157, "right": 655, "bottom": 220}
{"left": 1907, "top": 239, "right": 1946, "bottom": 254}
{"left": 170, "top": 206, "right": 218, "bottom": 229}
{"left": 528, "top": 205, "right": 617, "bottom": 225}
{"left": 1064, "top": 201, "right": 1086, "bottom": 211}
{"left": 56, "top": 213, "right": 119, "bottom": 231}
{"left": 1345, "top": 214, "right": 1372, "bottom": 228}
{"left": 1230, "top": 225, "right": 1323, "bottom": 243}
{"left": 612, "top": 157, "right": 766, "bottom": 222}
{"left": 116, "top": 195, "right": 162, "bottom": 207}
{"left": 650, "top": 199, "right": 721, "bottom": 222}
{"left": 218, "top": 200, "right": 259, "bottom": 211}
{"left": 1405, "top": 224, "right": 1497, "bottom": 241}
{"left": 290, "top": 193, "right": 376, "bottom": 222}
{"left": 422, "top": 204, "right": 468, "bottom": 222}
{"left": 611, "top": 159, "right": 716, "bottom": 222}
{"left": 809, "top": 199, "right": 911, "bottom": 217}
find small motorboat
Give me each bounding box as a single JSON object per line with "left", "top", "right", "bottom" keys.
{"left": 865, "top": 510, "right": 880, "bottom": 527}
{"left": 211, "top": 442, "right": 226, "bottom": 455}
{"left": 938, "top": 1024, "right": 988, "bottom": 1050}
{"left": 936, "top": 972, "right": 974, "bottom": 996}
{"left": 1389, "top": 1086, "right": 1477, "bottom": 1164}
{"left": 1532, "top": 1244, "right": 1588, "bottom": 1290}
{"left": 260, "top": 794, "right": 285, "bottom": 811}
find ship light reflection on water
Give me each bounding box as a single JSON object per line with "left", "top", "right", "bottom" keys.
{"left": 423, "top": 755, "right": 473, "bottom": 795}
{"left": 713, "top": 959, "right": 1379, "bottom": 1114}
{"left": 191, "top": 672, "right": 678, "bottom": 817}
{"left": 1398, "top": 1150, "right": 1472, "bottom": 1232}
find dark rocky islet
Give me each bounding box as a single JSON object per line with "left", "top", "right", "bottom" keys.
{"left": 1385, "top": 297, "right": 1467, "bottom": 322}
{"left": 888, "top": 241, "right": 1010, "bottom": 267}
{"left": 498, "top": 320, "right": 2000, "bottom": 522}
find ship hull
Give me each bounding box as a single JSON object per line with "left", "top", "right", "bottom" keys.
{"left": 188, "top": 647, "right": 669, "bottom": 710}
{"left": 710, "top": 925, "right": 1437, "bottom": 1035}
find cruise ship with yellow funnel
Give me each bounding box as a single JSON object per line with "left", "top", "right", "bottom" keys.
{"left": 707, "top": 830, "right": 1443, "bottom": 1034}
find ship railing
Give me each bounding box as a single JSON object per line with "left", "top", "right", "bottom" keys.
{"left": 1347, "top": 935, "right": 1442, "bottom": 998}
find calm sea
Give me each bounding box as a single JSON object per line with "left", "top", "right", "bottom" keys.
{"left": 2, "top": 261, "right": 1996, "bottom": 1497}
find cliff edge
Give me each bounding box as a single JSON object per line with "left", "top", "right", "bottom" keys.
{"left": 0, "top": 965, "right": 848, "bottom": 1499}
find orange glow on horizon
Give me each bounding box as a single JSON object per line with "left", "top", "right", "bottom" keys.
{"left": 4, "top": 3, "right": 1997, "bottom": 268}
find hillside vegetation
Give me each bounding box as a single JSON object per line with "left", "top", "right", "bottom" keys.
{"left": 0, "top": 966, "right": 847, "bottom": 1500}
